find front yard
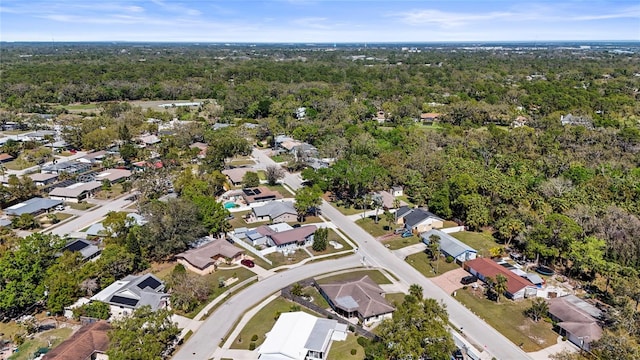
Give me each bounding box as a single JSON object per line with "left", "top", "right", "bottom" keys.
{"left": 455, "top": 287, "right": 558, "bottom": 352}
{"left": 381, "top": 234, "right": 422, "bottom": 250}
{"left": 308, "top": 229, "right": 353, "bottom": 256}
{"left": 230, "top": 297, "right": 318, "bottom": 350}
{"left": 405, "top": 252, "right": 461, "bottom": 277}
{"left": 265, "top": 249, "right": 310, "bottom": 268}
{"left": 356, "top": 217, "right": 394, "bottom": 237}
{"left": 316, "top": 269, "right": 392, "bottom": 285}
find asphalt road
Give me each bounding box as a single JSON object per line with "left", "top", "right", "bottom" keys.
{"left": 172, "top": 255, "right": 362, "bottom": 360}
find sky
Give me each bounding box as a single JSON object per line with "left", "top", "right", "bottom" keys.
{"left": 1, "top": 0, "right": 639, "bottom": 43}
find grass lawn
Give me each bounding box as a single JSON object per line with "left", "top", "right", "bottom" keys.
{"left": 355, "top": 217, "right": 394, "bottom": 237}
{"left": 94, "top": 183, "right": 124, "bottom": 200}
{"left": 68, "top": 202, "right": 96, "bottom": 211}
{"left": 230, "top": 297, "right": 318, "bottom": 350}
{"left": 266, "top": 249, "right": 310, "bottom": 267}
{"left": 228, "top": 210, "right": 254, "bottom": 228}
{"left": 327, "top": 334, "right": 365, "bottom": 360}
{"left": 451, "top": 231, "right": 498, "bottom": 258}
{"left": 227, "top": 159, "right": 256, "bottom": 167}
{"left": 331, "top": 202, "right": 367, "bottom": 216}
{"left": 182, "top": 267, "right": 256, "bottom": 318}
{"left": 304, "top": 286, "right": 331, "bottom": 309}
{"left": 257, "top": 170, "right": 266, "bottom": 181}
{"left": 442, "top": 220, "right": 459, "bottom": 228}
{"left": 385, "top": 292, "right": 407, "bottom": 307}
{"left": 455, "top": 287, "right": 558, "bottom": 352}
{"left": 317, "top": 269, "right": 392, "bottom": 285}
{"left": 308, "top": 230, "right": 353, "bottom": 256}
{"left": 270, "top": 154, "right": 288, "bottom": 163}
{"left": 382, "top": 234, "right": 422, "bottom": 250}
{"left": 3, "top": 159, "right": 35, "bottom": 170}
{"left": 149, "top": 262, "right": 178, "bottom": 281}
{"left": 266, "top": 184, "right": 294, "bottom": 197}
{"left": 9, "top": 327, "right": 74, "bottom": 360}
{"left": 288, "top": 215, "right": 322, "bottom": 227}
{"left": 406, "top": 252, "right": 461, "bottom": 277}
{"left": 0, "top": 321, "right": 23, "bottom": 341}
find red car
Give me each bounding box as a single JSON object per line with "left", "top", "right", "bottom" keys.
{"left": 241, "top": 259, "right": 255, "bottom": 268}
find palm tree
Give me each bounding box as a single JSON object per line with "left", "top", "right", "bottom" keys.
{"left": 409, "top": 284, "right": 423, "bottom": 300}
{"left": 494, "top": 274, "right": 508, "bottom": 303}
{"left": 383, "top": 210, "right": 395, "bottom": 231}
{"left": 428, "top": 234, "right": 441, "bottom": 261}
{"left": 372, "top": 195, "right": 383, "bottom": 224}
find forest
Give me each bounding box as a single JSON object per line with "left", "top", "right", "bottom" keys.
{"left": 0, "top": 43, "right": 639, "bottom": 358}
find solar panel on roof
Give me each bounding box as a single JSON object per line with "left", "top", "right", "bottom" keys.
{"left": 253, "top": 188, "right": 261, "bottom": 195}
{"left": 110, "top": 295, "right": 139, "bottom": 307}
{"left": 137, "top": 277, "right": 162, "bottom": 290}
{"left": 64, "top": 240, "right": 89, "bottom": 252}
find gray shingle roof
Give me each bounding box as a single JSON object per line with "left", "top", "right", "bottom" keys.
{"left": 91, "top": 274, "right": 168, "bottom": 310}
{"left": 319, "top": 275, "right": 395, "bottom": 319}
{"left": 252, "top": 201, "right": 296, "bottom": 219}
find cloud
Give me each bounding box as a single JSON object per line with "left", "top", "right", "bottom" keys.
{"left": 394, "top": 9, "right": 513, "bottom": 27}
{"left": 149, "top": 0, "right": 202, "bottom": 16}
{"left": 291, "top": 17, "right": 332, "bottom": 29}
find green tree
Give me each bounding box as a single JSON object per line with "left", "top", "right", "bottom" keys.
{"left": 11, "top": 213, "right": 39, "bottom": 230}
{"left": 408, "top": 284, "right": 423, "bottom": 299}
{"left": 192, "top": 195, "right": 231, "bottom": 236}
{"left": 494, "top": 274, "right": 508, "bottom": 303}
{"left": 119, "top": 142, "right": 137, "bottom": 164}
{"left": 96, "top": 244, "right": 136, "bottom": 286}
{"left": 107, "top": 306, "right": 180, "bottom": 360}
{"left": 72, "top": 301, "right": 111, "bottom": 320}
{"left": 312, "top": 227, "right": 328, "bottom": 252}
{"left": 242, "top": 171, "right": 260, "bottom": 187}
{"left": 294, "top": 185, "right": 323, "bottom": 221}
{"left": 525, "top": 298, "right": 549, "bottom": 322}
{"left": 428, "top": 234, "right": 441, "bottom": 261}
{"left": 45, "top": 251, "right": 83, "bottom": 314}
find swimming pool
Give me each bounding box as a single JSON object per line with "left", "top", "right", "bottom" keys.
{"left": 224, "top": 201, "right": 236, "bottom": 209}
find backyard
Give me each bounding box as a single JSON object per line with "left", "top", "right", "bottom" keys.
{"left": 451, "top": 231, "right": 499, "bottom": 258}
{"left": 455, "top": 287, "right": 558, "bottom": 352}
{"left": 8, "top": 326, "right": 74, "bottom": 360}
{"left": 308, "top": 229, "right": 353, "bottom": 256}
{"left": 405, "top": 252, "right": 461, "bottom": 277}
{"left": 230, "top": 297, "right": 318, "bottom": 350}
{"left": 326, "top": 334, "right": 365, "bottom": 360}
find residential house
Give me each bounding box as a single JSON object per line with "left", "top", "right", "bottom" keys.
{"left": 371, "top": 190, "right": 405, "bottom": 210}
{"left": 290, "top": 143, "right": 319, "bottom": 161}
{"left": 420, "top": 112, "right": 441, "bottom": 124}
{"left": 242, "top": 223, "right": 293, "bottom": 247}
{"left": 189, "top": 142, "right": 208, "bottom": 158}
{"left": 561, "top": 114, "right": 593, "bottom": 128}
{"left": 395, "top": 206, "right": 444, "bottom": 234}
{"left": 49, "top": 181, "right": 102, "bottom": 203}
{"left": 42, "top": 320, "right": 111, "bottom": 360}
{"left": 61, "top": 239, "right": 101, "bottom": 261}
{"left": 421, "top": 229, "right": 477, "bottom": 263}
{"left": 251, "top": 201, "right": 297, "bottom": 223}
{"left": 176, "top": 237, "right": 245, "bottom": 275}
{"left": 222, "top": 167, "right": 253, "bottom": 187}
{"left": 94, "top": 168, "right": 132, "bottom": 185}
{"left": 258, "top": 311, "right": 347, "bottom": 360}
{"left": 296, "top": 107, "right": 307, "bottom": 120}
{"left": 317, "top": 275, "right": 395, "bottom": 325}
{"left": 4, "top": 197, "right": 62, "bottom": 216}
{"left": 77, "top": 150, "right": 108, "bottom": 164}
{"left": 138, "top": 134, "right": 161, "bottom": 147}
{"left": 28, "top": 172, "right": 59, "bottom": 186}
{"left": 374, "top": 110, "right": 387, "bottom": 124}
{"left": 390, "top": 186, "right": 403, "bottom": 197}
{"left": 511, "top": 116, "right": 529, "bottom": 128}
{"left": 548, "top": 295, "right": 603, "bottom": 351}
{"left": 264, "top": 225, "right": 317, "bottom": 251}
{"left": 464, "top": 258, "right": 538, "bottom": 300}
{"left": 91, "top": 274, "right": 169, "bottom": 318}
{"left": 0, "top": 153, "right": 14, "bottom": 163}
{"left": 242, "top": 187, "right": 283, "bottom": 205}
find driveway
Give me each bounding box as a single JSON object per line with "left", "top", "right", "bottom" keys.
{"left": 424, "top": 268, "right": 470, "bottom": 296}
{"left": 392, "top": 243, "right": 427, "bottom": 259}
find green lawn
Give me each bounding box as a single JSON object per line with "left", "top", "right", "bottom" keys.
{"left": 304, "top": 286, "right": 330, "bottom": 309}
{"left": 308, "top": 230, "right": 353, "bottom": 256}
{"left": 0, "top": 321, "right": 23, "bottom": 341}
{"left": 451, "top": 231, "right": 498, "bottom": 257}
{"left": 9, "top": 327, "right": 74, "bottom": 360}
{"left": 3, "top": 159, "right": 35, "bottom": 170}
{"left": 172, "top": 266, "right": 256, "bottom": 319}
{"left": 385, "top": 292, "right": 407, "bottom": 307}
{"left": 266, "top": 249, "right": 310, "bottom": 267}
{"left": 266, "top": 184, "right": 294, "bottom": 197}
{"left": 326, "top": 334, "right": 365, "bottom": 360}
{"left": 329, "top": 200, "right": 368, "bottom": 216}
{"left": 442, "top": 220, "right": 459, "bottom": 228}
{"left": 227, "top": 159, "right": 256, "bottom": 167}
{"left": 406, "top": 252, "right": 461, "bottom": 277}
{"left": 382, "top": 234, "right": 422, "bottom": 250}
{"left": 228, "top": 210, "right": 254, "bottom": 228}
{"left": 230, "top": 297, "right": 318, "bottom": 350}
{"left": 455, "top": 287, "right": 558, "bottom": 352}
{"left": 270, "top": 154, "right": 288, "bottom": 163}
{"left": 355, "top": 217, "right": 393, "bottom": 237}
{"left": 68, "top": 202, "right": 96, "bottom": 211}
{"left": 316, "top": 269, "right": 392, "bottom": 285}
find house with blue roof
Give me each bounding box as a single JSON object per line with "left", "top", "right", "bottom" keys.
{"left": 421, "top": 229, "right": 477, "bottom": 263}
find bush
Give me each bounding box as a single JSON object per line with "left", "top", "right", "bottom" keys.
{"left": 445, "top": 255, "right": 454, "bottom": 263}
{"left": 350, "top": 349, "right": 357, "bottom": 355}
{"left": 562, "top": 336, "right": 567, "bottom": 341}
{"left": 357, "top": 336, "right": 368, "bottom": 347}
{"left": 249, "top": 342, "right": 256, "bottom": 350}
{"left": 251, "top": 334, "right": 258, "bottom": 342}
{"left": 348, "top": 325, "right": 355, "bottom": 332}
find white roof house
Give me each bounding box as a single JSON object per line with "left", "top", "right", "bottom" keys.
{"left": 259, "top": 312, "right": 347, "bottom": 360}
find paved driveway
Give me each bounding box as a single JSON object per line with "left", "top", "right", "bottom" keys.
{"left": 428, "top": 268, "right": 470, "bottom": 295}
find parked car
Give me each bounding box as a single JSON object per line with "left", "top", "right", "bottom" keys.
{"left": 55, "top": 205, "right": 65, "bottom": 211}
{"left": 241, "top": 259, "right": 255, "bottom": 268}
{"left": 460, "top": 275, "right": 478, "bottom": 285}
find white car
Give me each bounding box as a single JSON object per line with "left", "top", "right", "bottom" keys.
{"left": 55, "top": 205, "right": 65, "bottom": 211}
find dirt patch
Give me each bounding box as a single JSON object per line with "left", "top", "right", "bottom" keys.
{"left": 430, "top": 268, "right": 471, "bottom": 294}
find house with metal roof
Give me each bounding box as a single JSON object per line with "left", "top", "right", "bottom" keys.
{"left": 548, "top": 295, "right": 603, "bottom": 351}
{"left": 49, "top": 181, "right": 102, "bottom": 202}
{"left": 176, "top": 237, "right": 245, "bottom": 275}
{"left": 317, "top": 275, "right": 395, "bottom": 325}
{"left": 4, "top": 197, "right": 62, "bottom": 216}
{"left": 28, "top": 172, "right": 59, "bottom": 186}
{"left": 61, "top": 239, "right": 101, "bottom": 261}
{"left": 421, "top": 229, "right": 477, "bottom": 263}
{"left": 259, "top": 311, "right": 347, "bottom": 360}
{"left": 91, "top": 274, "right": 168, "bottom": 318}
{"left": 41, "top": 160, "right": 91, "bottom": 175}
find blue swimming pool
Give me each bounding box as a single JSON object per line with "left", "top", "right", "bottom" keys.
{"left": 224, "top": 201, "right": 236, "bottom": 209}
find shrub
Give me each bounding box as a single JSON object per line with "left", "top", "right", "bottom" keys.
{"left": 251, "top": 334, "right": 258, "bottom": 342}
{"left": 348, "top": 325, "right": 355, "bottom": 332}
{"left": 249, "top": 342, "right": 256, "bottom": 350}
{"left": 350, "top": 349, "right": 357, "bottom": 355}
{"left": 357, "top": 336, "right": 368, "bottom": 347}
{"left": 445, "top": 255, "right": 454, "bottom": 263}
{"left": 562, "top": 336, "right": 567, "bottom": 341}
